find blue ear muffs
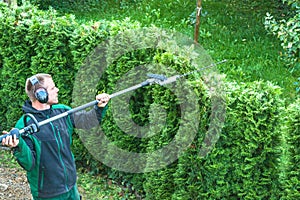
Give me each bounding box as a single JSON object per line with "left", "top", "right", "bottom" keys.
{"left": 29, "top": 76, "right": 48, "bottom": 103}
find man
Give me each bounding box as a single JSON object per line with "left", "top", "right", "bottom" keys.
{"left": 1, "top": 73, "right": 110, "bottom": 200}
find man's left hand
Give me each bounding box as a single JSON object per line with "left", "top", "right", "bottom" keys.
{"left": 96, "top": 93, "right": 110, "bottom": 107}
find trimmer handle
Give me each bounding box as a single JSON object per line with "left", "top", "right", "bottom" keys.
{"left": 0, "top": 128, "right": 20, "bottom": 141}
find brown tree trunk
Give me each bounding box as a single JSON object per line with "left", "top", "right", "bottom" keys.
{"left": 194, "top": 0, "right": 202, "bottom": 44}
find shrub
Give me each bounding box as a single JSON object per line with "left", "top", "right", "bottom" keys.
{"left": 0, "top": 2, "right": 79, "bottom": 129}
{"left": 264, "top": 0, "right": 300, "bottom": 71}
{"left": 170, "top": 81, "right": 284, "bottom": 199}
{"left": 280, "top": 98, "right": 300, "bottom": 199}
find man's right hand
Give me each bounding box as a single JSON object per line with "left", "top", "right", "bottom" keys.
{"left": 1, "top": 131, "right": 19, "bottom": 148}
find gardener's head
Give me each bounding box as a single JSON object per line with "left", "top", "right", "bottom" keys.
{"left": 25, "top": 73, "right": 59, "bottom": 104}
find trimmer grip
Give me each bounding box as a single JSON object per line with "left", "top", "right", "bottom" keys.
{"left": 0, "top": 128, "right": 20, "bottom": 141}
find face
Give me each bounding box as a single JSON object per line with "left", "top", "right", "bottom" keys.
{"left": 43, "top": 78, "right": 59, "bottom": 105}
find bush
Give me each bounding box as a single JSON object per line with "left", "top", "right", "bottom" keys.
{"left": 264, "top": 0, "right": 300, "bottom": 71}
{"left": 158, "top": 81, "right": 284, "bottom": 199}
{"left": 280, "top": 98, "right": 300, "bottom": 199}
{"left": 0, "top": 2, "right": 79, "bottom": 129}
{"left": 71, "top": 24, "right": 216, "bottom": 196}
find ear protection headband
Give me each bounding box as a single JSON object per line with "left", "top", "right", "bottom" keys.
{"left": 29, "top": 76, "right": 48, "bottom": 103}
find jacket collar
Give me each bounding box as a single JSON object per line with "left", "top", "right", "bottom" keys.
{"left": 22, "top": 100, "right": 53, "bottom": 116}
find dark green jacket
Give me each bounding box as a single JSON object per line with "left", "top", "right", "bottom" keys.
{"left": 13, "top": 100, "right": 106, "bottom": 198}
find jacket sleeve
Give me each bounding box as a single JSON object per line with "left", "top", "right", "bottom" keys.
{"left": 13, "top": 135, "right": 36, "bottom": 171}
{"left": 72, "top": 105, "right": 108, "bottom": 129}
{"left": 13, "top": 117, "right": 36, "bottom": 171}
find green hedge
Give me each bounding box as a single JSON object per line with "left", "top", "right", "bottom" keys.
{"left": 0, "top": 3, "right": 78, "bottom": 128}
{"left": 0, "top": 2, "right": 140, "bottom": 129}
{"left": 70, "top": 24, "right": 215, "bottom": 193}
{"left": 144, "top": 81, "right": 285, "bottom": 199}
{"left": 281, "top": 98, "right": 300, "bottom": 199}
{"left": 0, "top": 1, "right": 142, "bottom": 181}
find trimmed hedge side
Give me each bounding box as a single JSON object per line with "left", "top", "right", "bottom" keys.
{"left": 0, "top": 3, "right": 78, "bottom": 128}
{"left": 0, "top": 2, "right": 140, "bottom": 129}
{"left": 169, "top": 81, "right": 285, "bottom": 199}
{"left": 70, "top": 25, "right": 215, "bottom": 193}
{"left": 0, "top": 1, "right": 142, "bottom": 183}
{"left": 281, "top": 98, "right": 300, "bottom": 199}
{"left": 0, "top": 2, "right": 298, "bottom": 200}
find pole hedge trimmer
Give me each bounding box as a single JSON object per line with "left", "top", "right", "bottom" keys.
{"left": 0, "top": 60, "right": 226, "bottom": 144}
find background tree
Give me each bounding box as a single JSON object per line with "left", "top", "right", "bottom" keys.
{"left": 265, "top": 0, "right": 300, "bottom": 71}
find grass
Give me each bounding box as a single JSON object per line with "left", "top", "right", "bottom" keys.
{"left": 53, "top": 0, "right": 299, "bottom": 103}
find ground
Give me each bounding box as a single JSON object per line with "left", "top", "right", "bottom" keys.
{"left": 0, "top": 151, "right": 31, "bottom": 200}
{"left": 0, "top": 150, "right": 104, "bottom": 200}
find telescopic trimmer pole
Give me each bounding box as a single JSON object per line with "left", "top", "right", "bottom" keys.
{"left": 0, "top": 78, "right": 159, "bottom": 142}
{"left": 0, "top": 60, "right": 227, "bottom": 142}
{"left": 31, "top": 78, "right": 159, "bottom": 128}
